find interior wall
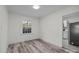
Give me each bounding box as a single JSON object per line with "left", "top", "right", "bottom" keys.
{"left": 8, "top": 6, "right": 79, "bottom": 47}
{"left": 40, "top": 6, "right": 79, "bottom": 47}
{"left": 0, "top": 6, "right": 8, "bottom": 52}
{"left": 8, "top": 13, "right": 40, "bottom": 44}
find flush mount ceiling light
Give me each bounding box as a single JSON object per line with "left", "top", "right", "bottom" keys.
{"left": 33, "top": 5, "right": 40, "bottom": 10}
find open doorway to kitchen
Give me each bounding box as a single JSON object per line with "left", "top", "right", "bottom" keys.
{"left": 62, "top": 12, "right": 79, "bottom": 53}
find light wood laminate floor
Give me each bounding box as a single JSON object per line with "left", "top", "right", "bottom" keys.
{"left": 7, "top": 39, "right": 67, "bottom": 53}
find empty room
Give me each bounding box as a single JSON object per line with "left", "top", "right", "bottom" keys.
{"left": 0, "top": 5, "right": 79, "bottom": 53}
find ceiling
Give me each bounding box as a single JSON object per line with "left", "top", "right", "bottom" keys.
{"left": 7, "top": 5, "right": 68, "bottom": 18}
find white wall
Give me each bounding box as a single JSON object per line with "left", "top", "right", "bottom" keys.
{"left": 40, "top": 6, "right": 79, "bottom": 47}
{"left": 8, "top": 6, "right": 79, "bottom": 47}
{"left": 8, "top": 13, "right": 40, "bottom": 44}
{"left": 0, "top": 6, "right": 8, "bottom": 52}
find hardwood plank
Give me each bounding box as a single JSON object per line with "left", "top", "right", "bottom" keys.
{"left": 7, "top": 39, "right": 67, "bottom": 53}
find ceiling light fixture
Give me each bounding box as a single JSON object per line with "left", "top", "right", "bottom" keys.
{"left": 33, "top": 5, "right": 40, "bottom": 10}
